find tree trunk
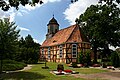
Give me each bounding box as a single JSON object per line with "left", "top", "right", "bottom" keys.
{"left": 0, "top": 53, "right": 2, "bottom": 74}
{"left": 93, "top": 47, "right": 97, "bottom": 63}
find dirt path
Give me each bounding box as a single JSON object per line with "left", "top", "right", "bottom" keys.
{"left": 19, "top": 65, "right": 33, "bottom": 71}
{"left": 70, "top": 69, "right": 120, "bottom": 80}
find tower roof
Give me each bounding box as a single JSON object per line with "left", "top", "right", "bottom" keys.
{"left": 47, "top": 16, "right": 59, "bottom": 26}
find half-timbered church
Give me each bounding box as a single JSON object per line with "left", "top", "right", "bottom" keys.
{"left": 40, "top": 16, "right": 90, "bottom": 64}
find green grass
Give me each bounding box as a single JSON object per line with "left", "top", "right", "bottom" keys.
{"left": 1, "top": 62, "right": 108, "bottom": 80}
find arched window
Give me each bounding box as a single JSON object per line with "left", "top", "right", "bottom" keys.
{"left": 72, "top": 44, "right": 77, "bottom": 58}
{"left": 48, "top": 47, "right": 50, "bottom": 59}
{"left": 59, "top": 45, "right": 63, "bottom": 58}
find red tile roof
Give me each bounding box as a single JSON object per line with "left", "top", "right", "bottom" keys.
{"left": 41, "top": 24, "right": 89, "bottom": 47}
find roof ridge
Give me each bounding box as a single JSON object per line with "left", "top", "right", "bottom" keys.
{"left": 58, "top": 24, "right": 76, "bottom": 31}
{"left": 65, "top": 24, "right": 78, "bottom": 42}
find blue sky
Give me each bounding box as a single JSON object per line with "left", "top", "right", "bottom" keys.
{"left": 0, "top": 0, "right": 98, "bottom": 44}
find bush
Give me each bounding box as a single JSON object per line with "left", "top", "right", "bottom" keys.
{"left": 78, "top": 50, "right": 91, "bottom": 66}
{"left": 57, "top": 64, "right": 64, "bottom": 71}
{"left": 106, "top": 62, "right": 112, "bottom": 66}
{"left": 2, "top": 60, "right": 27, "bottom": 71}
{"left": 111, "top": 51, "right": 120, "bottom": 67}
{"left": 102, "top": 62, "right": 107, "bottom": 68}
{"left": 72, "top": 62, "right": 77, "bottom": 68}
{"left": 79, "top": 51, "right": 84, "bottom": 64}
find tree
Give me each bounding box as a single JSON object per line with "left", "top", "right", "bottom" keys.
{"left": 0, "top": 18, "right": 20, "bottom": 73}
{"left": 72, "top": 0, "right": 120, "bottom": 4}
{"left": 17, "top": 34, "right": 40, "bottom": 64}
{"left": 111, "top": 51, "right": 120, "bottom": 67}
{"left": 0, "top": 0, "right": 43, "bottom": 11}
{"left": 0, "top": 18, "right": 20, "bottom": 59}
{"left": 24, "top": 34, "right": 34, "bottom": 48}
{"left": 99, "top": 0, "right": 120, "bottom": 4}
{"left": 78, "top": 3, "right": 120, "bottom": 63}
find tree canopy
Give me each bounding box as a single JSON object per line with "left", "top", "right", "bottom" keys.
{"left": 0, "top": 18, "right": 20, "bottom": 59}
{"left": 0, "top": 18, "right": 40, "bottom": 64}
{"left": 1, "top": 0, "right": 119, "bottom": 11}
{"left": 0, "top": 0, "right": 43, "bottom": 11}
{"left": 17, "top": 34, "right": 40, "bottom": 64}
{"left": 78, "top": 3, "right": 120, "bottom": 62}
{"left": 99, "top": 0, "right": 120, "bottom": 4}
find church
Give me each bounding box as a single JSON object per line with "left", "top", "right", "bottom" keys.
{"left": 39, "top": 16, "right": 90, "bottom": 64}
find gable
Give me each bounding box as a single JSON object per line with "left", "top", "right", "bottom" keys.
{"left": 67, "top": 25, "right": 89, "bottom": 43}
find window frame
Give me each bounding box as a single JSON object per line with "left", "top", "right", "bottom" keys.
{"left": 59, "top": 45, "right": 63, "bottom": 58}
{"left": 72, "top": 44, "right": 77, "bottom": 58}
{"left": 41, "top": 48, "right": 44, "bottom": 58}
{"left": 48, "top": 47, "right": 50, "bottom": 59}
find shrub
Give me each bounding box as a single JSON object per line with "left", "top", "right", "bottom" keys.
{"left": 111, "top": 51, "right": 120, "bottom": 67}
{"left": 106, "top": 62, "right": 112, "bottom": 66}
{"left": 79, "top": 51, "right": 84, "bottom": 64}
{"left": 85, "top": 50, "right": 91, "bottom": 66}
{"left": 72, "top": 62, "right": 77, "bottom": 68}
{"left": 102, "top": 62, "right": 107, "bottom": 68}
{"left": 57, "top": 64, "right": 64, "bottom": 71}
{"left": 2, "top": 60, "right": 27, "bottom": 71}
{"left": 78, "top": 50, "right": 91, "bottom": 66}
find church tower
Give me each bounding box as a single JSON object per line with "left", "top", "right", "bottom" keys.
{"left": 46, "top": 15, "right": 59, "bottom": 39}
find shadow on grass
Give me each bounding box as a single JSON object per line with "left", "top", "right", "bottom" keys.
{"left": 1, "top": 71, "right": 46, "bottom": 80}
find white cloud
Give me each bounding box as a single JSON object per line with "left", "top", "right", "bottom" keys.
{"left": 33, "top": 38, "right": 40, "bottom": 43}
{"left": 63, "top": 0, "right": 98, "bottom": 25}
{"left": 0, "top": 0, "right": 61, "bottom": 22}
{"left": 18, "top": 27, "right": 30, "bottom": 31}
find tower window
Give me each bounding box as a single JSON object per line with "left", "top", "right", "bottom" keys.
{"left": 55, "top": 29, "right": 57, "bottom": 33}
{"left": 48, "top": 29, "right": 49, "bottom": 33}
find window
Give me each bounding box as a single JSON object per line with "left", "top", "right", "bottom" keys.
{"left": 55, "top": 29, "right": 57, "bottom": 33}
{"left": 72, "top": 44, "right": 77, "bottom": 58}
{"left": 48, "top": 47, "right": 50, "bottom": 59}
{"left": 41, "top": 48, "right": 44, "bottom": 58}
{"left": 59, "top": 45, "right": 63, "bottom": 58}
{"left": 48, "top": 29, "right": 49, "bottom": 33}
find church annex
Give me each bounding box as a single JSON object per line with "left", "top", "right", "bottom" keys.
{"left": 40, "top": 16, "right": 90, "bottom": 64}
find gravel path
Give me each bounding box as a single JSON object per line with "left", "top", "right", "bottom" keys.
{"left": 5, "top": 65, "right": 33, "bottom": 73}
{"left": 70, "top": 68, "right": 120, "bottom": 80}
{"left": 19, "top": 65, "right": 33, "bottom": 71}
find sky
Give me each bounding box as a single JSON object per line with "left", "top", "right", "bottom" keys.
{"left": 0, "top": 0, "right": 119, "bottom": 50}
{"left": 0, "top": 0, "right": 98, "bottom": 45}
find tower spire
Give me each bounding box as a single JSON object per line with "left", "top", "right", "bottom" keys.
{"left": 53, "top": 14, "right": 54, "bottom": 18}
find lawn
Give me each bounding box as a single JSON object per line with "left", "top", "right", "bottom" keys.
{"left": 1, "top": 62, "right": 108, "bottom": 80}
